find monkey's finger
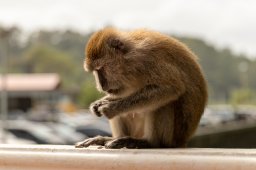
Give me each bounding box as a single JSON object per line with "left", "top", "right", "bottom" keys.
{"left": 90, "top": 104, "right": 102, "bottom": 117}
{"left": 93, "top": 106, "right": 102, "bottom": 117}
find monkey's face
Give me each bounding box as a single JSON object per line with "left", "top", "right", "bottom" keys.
{"left": 84, "top": 28, "right": 139, "bottom": 96}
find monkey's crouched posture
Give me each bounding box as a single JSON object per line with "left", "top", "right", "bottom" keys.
{"left": 76, "top": 27, "right": 208, "bottom": 149}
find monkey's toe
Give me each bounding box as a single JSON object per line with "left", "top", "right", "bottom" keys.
{"left": 105, "top": 137, "right": 151, "bottom": 149}
{"left": 75, "top": 136, "right": 107, "bottom": 148}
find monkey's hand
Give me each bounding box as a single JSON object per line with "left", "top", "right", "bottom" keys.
{"left": 90, "top": 99, "right": 109, "bottom": 117}
{"left": 90, "top": 97, "right": 118, "bottom": 119}
{"left": 97, "top": 84, "right": 186, "bottom": 117}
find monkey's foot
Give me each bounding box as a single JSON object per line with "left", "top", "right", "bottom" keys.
{"left": 75, "top": 136, "right": 112, "bottom": 148}
{"left": 105, "top": 137, "right": 151, "bottom": 149}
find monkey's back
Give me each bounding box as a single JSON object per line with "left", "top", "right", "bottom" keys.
{"left": 129, "top": 29, "right": 208, "bottom": 147}
{"left": 163, "top": 36, "right": 208, "bottom": 147}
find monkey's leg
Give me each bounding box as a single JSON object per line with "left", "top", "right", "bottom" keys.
{"left": 75, "top": 115, "right": 126, "bottom": 148}
{"left": 106, "top": 116, "right": 151, "bottom": 149}
{"left": 109, "top": 116, "right": 128, "bottom": 138}
{"left": 75, "top": 136, "right": 113, "bottom": 148}
{"left": 105, "top": 137, "right": 151, "bottom": 149}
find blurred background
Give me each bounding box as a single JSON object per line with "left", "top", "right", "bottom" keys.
{"left": 0, "top": 0, "right": 256, "bottom": 147}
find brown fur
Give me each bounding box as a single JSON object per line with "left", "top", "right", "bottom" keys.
{"left": 76, "top": 27, "right": 208, "bottom": 149}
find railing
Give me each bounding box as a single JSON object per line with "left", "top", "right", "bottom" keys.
{"left": 0, "top": 144, "right": 256, "bottom": 170}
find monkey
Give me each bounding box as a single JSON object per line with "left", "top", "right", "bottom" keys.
{"left": 75, "top": 27, "right": 208, "bottom": 149}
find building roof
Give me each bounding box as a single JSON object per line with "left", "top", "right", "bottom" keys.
{"left": 0, "top": 73, "right": 61, "bottom": 92}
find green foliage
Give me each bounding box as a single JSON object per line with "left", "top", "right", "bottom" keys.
{"left": 78, "top": 76, "right": 103, "bottom": 108}
{"left": 0, "top": 26, "right": 23, "bottom": 64}
{"left": 178, "top": 37, "right": 244, "bottom": 102}
{"left": 21, "top": 44, "right": 80, "bottom": 89}
{"left": 230, "top": 89, "right": 256, "bottom": 105}
{"left": 27, "top": 30, "right": 90, "bottom": 59}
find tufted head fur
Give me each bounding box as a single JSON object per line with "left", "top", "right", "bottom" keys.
{"left": 84, "top": 28, "right": 149, "bottom": 97}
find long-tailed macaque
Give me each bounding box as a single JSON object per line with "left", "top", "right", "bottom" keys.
{"left": 76, "top": 27, "right": 207, "bottom": 149}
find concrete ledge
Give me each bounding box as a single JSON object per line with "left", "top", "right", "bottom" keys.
{"left": 0, "top": 145, "right": 256, "bottom": 170}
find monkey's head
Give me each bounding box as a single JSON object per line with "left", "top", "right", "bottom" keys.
{"left": 84, "top": 28, "right": 145, "bottom": 97}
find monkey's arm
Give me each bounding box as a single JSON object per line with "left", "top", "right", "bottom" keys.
{"left": 95, "top": 78, "right": 185, "bottom": 119}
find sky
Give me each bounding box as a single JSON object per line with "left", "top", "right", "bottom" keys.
{"left": 0, "top": 0, "right": 256, "bottom": 58}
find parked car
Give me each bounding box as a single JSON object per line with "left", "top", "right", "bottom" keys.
{"left": 76, "top": 122, "right": 111, "bottom": 137}
{"left": 200, "top": 106, "right": 236, "bottom": 126}
{"left": 6, "top": 120, "right": 65, "bottom": 144}
{"left": 45, "top": 122, "right": 88, "bottom": 144}
{"left": 200, "top": 108, "right": 222, "bottom": 126}
{"left": 0, "top": 130, "right": 35, "bottom": 144}
{"left": 58, "top": 112, "right": 112, "bottom": 137}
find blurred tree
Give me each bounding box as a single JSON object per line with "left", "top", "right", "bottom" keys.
{"left": 78, "top": 76, "right": 103, "bottom": 108}
{"left": 230, "top": 88, "right": 256, "bottom": 105}
{"left": 20, "top": 44, "right": 80, "bottom": 89}
{"left": 26, "top": 29, "right": 90, "bottom": 60}
{"left": 0, "top": 25, "right": 23, "bottom": 62}
{"left": 24, "top": 29, "right": 92, "bottom": 84}
{"left": 178, "top": 37, "right": 242, "bottom": 103}
{"left": 248, "top": 60, "right": 256, "bottom": 90}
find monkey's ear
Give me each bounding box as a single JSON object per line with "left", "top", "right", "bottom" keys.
{"left": 108, "top": 38, "right": 128, "bottom": 53}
